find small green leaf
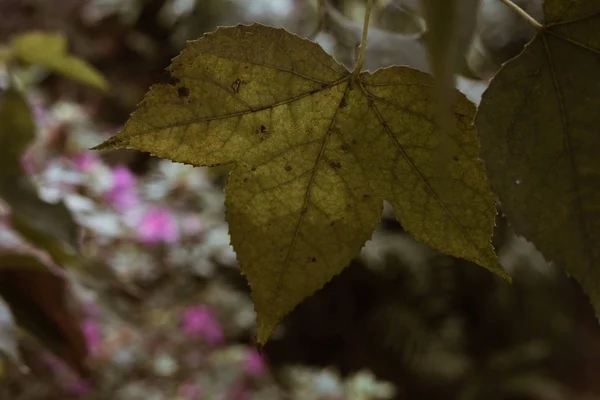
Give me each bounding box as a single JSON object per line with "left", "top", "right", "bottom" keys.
{"left": 0, "top": 86, "right": 82, "bottom": 274}
{"left": 94, "top": 24, "right": 506, "bottom": 343}
{"left": 10, "top": 31, "right": 108, "bottom": 91}
{"left": 0, "top": 86, "right": 35, "bottom": 175}
{"left": 0, "top": 46, "right": 12, "bottom": 64}
{"left": 0, "top": 176, "right": 80, "bottom": 268}
{"left": 476, "top": 1, "right": 600, "bottom": 319}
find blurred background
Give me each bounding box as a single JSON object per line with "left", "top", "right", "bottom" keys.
{"left": 0, "top": 0, "right": 600, "bottom": 399}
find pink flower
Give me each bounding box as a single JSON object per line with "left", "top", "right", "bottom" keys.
{"left": 82, "top": 319, "right": 101, "bottom": 355}
{"left": 30, "top": 102, "right": 47, "bottom": 124}
{"left": 105, "top": 165, "right": 140, "bottom": 211}
{"left": 20, "top": 150, "right": 37, "bottom": 175}
{"left": 244, "top": 348, "right": 265, "bottom": 376}
{"left": 180, "top": 305, "right": 223, "bottom": 344}
{"left": 137, "top": 206, "right": 180, "bottom": 244}
{"left": 72, "top": 152, "right": 99, "bottom": 172}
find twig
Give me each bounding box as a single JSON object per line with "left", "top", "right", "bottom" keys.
{"left": 498, "top": 0, "right": 543, "bottom": 30}
{"left": 352, "top": 0, "right": 375, "bottom": 75}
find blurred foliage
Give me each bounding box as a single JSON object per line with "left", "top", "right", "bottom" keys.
{"left": 0, "top": 253, "right": 88, "bottom": 376}
{"left": 0, "top": 1, "right": 598, "bottom": 400}
{"left": 9, "top": 31, "right": 108, "bottom": 90}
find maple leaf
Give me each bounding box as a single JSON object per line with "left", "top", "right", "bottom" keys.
{"left": 94, "top": 23, "right": 507, "bottom": 343}
{"left": 476, "top": 1, "right": 600, "bottom": 319}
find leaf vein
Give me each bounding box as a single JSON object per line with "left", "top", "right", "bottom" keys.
{"left": 542, "top": 33, "right": 595, "bottom": 274}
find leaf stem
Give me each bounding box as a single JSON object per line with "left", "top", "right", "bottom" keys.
{"left": 352, "top": 0, "right": 374, "bottom": 76}
{"left": 497, "top": 0, "right": 543, "bottom": 30}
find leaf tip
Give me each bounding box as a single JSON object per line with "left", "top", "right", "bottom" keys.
{"left": 92, "top": 76, "right": 110, "bottom": 92}
{"left": 488, "top": 262, "right": 512, "bottom": 283}
{"left": 256, "top": 320, "right": 277, "bottom": 346}
{"left": 90, "top": 136, "right": 127, "bottom": 151}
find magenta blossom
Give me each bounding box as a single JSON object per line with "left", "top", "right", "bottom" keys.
{"left": 82, "top": 319, "right": 101, "bottom": 355}
{"left": 244, "top": 348, "right": 265, "bottom": 376}
{"left": 137, "top": 206, "right": 180, "bottom": 244}
{"left": 180, "top": 305, "right": 223, "bottom": 344}
{"left": 31, "top": 104, "right": 46, "bottom": 123}
{"left": 72, "top": 152, "right": 100, "bottom": 172}
{"left": 20, "top": 150, "right": 37, "bottom": 175}
{"left": 105, "top": 165, "right": 140, "bottom": 211}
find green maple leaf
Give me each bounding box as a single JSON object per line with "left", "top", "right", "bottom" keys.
{"left": 476, "top": 1, "right": 600, "bottom": 318}
{"left": 94, "top": 23, "right": 507, "bottom": 343}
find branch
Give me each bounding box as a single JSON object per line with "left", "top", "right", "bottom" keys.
{"left": 498, "top": 0, "right": 543, "bottom": 30}
{"left": 352, "top": 0, "right": 375, "bottom": 75}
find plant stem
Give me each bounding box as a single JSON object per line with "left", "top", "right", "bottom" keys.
{"left": 498, "top": 0, "right": 543, "bottom": 30}
{"left": 352, "top": 0, "right": 374, "bottom": 75}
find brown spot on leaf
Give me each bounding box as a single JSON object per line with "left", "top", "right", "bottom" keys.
{"left": 329, "top": 161, "right": 342, "bottom": 169}
{"left": 251, "top": 166, "right": 256, "bottom": 172}
{"left": 340, "top": 144, "right": 349, "bottom": 152}
{"left": 311, "top": 257, "right": 317, "bottom": 262}
{"left": 159, "top": 71, "right": 180, "bottom": 86}
{"left": 254, "top": 125, "right": 269, "bottom": 141}
{"left": 231, "top": 78, "right": 243, "bottom": 93}
{"left": 177, "top": 87, "right": 190, "bottom": 97}
{"left": 284, "top": 165, "right": 292, "bottom": 172}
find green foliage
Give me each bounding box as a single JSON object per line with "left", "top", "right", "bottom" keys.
{"left": 8, "top": 31, "right": 108, "bottom": 91}
{"left": 0, "top": 253, "right": 88, "bottom": 376}
{"left": 94, "top": 23, "right": 506, "bottom": 343}
{"left": 0, "top": 86, "right": 80, "bottom": 267}
{"left": 0, "top": 60, "right": 106, "bottom": 373}
{"left": 0, "top": 86, "right": 35, "bottom": 175}
{"left": 476, "top": 0, "right": 600, "bottom": 319}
